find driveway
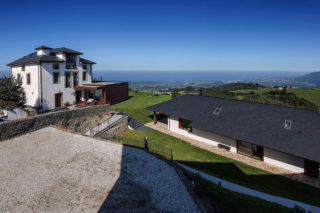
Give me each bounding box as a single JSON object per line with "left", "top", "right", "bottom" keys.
{"left": 0, "top": 127, "right": 199, "bottom": 213}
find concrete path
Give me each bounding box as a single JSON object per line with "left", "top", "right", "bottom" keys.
{"left": 177, "top": 163, "right": 320, "bottom": 213}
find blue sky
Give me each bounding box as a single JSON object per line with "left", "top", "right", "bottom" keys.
{"left": 0, "top": 0, "right": 320, "bottom": 72}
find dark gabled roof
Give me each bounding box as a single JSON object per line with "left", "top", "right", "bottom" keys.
{"left": 80, "top": 57, "right": 96, "bottom": 64}
{"left": 7, "top": 52, "right": 64, "bottom": 66}
{"left": 51, "top": 47, "right": 82, "bottom": 55}
{"left": 148, "top": 94, "right": 320, "bottom": 162}
{"left": 35, "top": 45, "right": 52, "bottom": 50}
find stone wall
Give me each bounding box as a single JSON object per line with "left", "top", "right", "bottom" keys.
{"left": 0, "top": 105, "right": 110, "bottom": 141}
{"left": 100, "top": 116, "right": 128, "bottom": 139}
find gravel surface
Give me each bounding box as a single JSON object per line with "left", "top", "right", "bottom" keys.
{"left": 0, "top": 127, "right": 200, "bottom": 213}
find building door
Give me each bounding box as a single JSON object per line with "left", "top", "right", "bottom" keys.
{"left": 304, "top": 159, "right": 319, "bottom": 178}
{"left": 55, "top": 93, "right": 62, "bottom": 108}
{"left": 76, "top": 90, "right": 82, "bottom": 102}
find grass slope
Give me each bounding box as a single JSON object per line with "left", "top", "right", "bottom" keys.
{"left": 235, "top": 88, "right": 320, "bottom": 110}
{"left": 116, "top": 129, "right": 320, "bottom": 207}
{"left": 111, "top": 91, "right": 171, "bottom": 123}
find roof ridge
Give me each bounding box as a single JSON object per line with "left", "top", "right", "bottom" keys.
{"left": 181, "top": 94, "right": 319, "bottom": 113}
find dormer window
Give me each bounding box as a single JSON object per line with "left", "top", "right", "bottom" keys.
{"left": 284, "top": 120, "right": 292, "bottom": 130}
{"left": 213, "top": 108, "right": 222, "bottom": 115}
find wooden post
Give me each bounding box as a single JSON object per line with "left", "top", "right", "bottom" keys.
{"left": 153, "top": 111, "right": 157, "bottom": 124}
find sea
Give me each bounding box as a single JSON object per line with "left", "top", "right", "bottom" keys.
{"left": 0, "top": 70, "right": 308, "bottom": 83}
{"left": 92, "top": 71, "right": 307, "bottom": 83}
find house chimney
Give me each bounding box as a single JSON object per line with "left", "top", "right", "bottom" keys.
{"left": 35, "top": 46, "right": 52, "bottom": 56}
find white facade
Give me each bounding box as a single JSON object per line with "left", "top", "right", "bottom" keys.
{"left": 167, "top": 116, "right": 319, "bottom": 177}
{"left": 10, "top": 47, "right": 94, "bottom": 110}
{"left": 168, "top": 116, "right": 237, "bottom": 153}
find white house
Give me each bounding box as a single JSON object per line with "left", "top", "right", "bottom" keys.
{"left": 148, "top": 94, "right": 320, "bottom": 179}
{"left": 7, "top": 46, "right": 128, "bottom": 111}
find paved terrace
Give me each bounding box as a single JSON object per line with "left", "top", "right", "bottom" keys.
{"left": 146, "top": 122, "right": 320, "bottom": 188}
{"left": 0, "top": 127, "right": 200, "bottom": 213}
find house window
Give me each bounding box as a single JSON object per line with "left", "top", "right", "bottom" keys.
{"left": 179, "top": 118, "right": 192, "bottom": 132}
{"left": 73, "top": 72, "right": 79, "bottom": 86}
{"left": 83, "top": 71, "right": 87, "bottom": 81}
{"left": 27, "top": 73, "right": 31, "bottom": 85}
{"left": 65, "top": 54, "right": 76, "bottom": 69}
{"left": 237, "top": 140, "right": 264, "bottom": 161}
{"left": 17, "top": 73, "right": 21, "bottom": 82}
{"left": 21, "top": 65, "right": 25, "bottom": 71}
{"left": 65, "top": 72, "right": 71, "bottom": 88}
{"left": 82, "top": 65, "right": 87, "bottom": 70}
{"left": 53, "top": 72, "right": 60, "bottom": 84}
{"left": 284, "top": 120, "right": 292, "bottom": 130}
{"left": 53, "top": 64, "right": 60, "bottom": 70}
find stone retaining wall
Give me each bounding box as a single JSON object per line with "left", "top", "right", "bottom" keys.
{"left": 100, "top": 117, "right": 128, "bottom": 139}
{"left": 0, "top": 105, "right": 110, "bottom": 141}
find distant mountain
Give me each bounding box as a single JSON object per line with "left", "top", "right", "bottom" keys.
{"left": 294, "top": 71, "right": 320, "bottom": 87}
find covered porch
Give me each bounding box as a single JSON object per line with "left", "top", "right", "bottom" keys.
{"left": 74, "top": 81, "right": 129, "bottom": 106}
{"left": 74, "top": 84, "right": 107, "bottom": 106}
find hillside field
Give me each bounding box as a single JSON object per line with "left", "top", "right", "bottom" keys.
{"left": 235, "top": 88, "right": 320, "bottom": 110}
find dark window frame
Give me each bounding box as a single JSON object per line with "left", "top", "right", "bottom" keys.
{"left": 53, "top": 64, "right": 60, "bottom": 70}
{"left": 26, "top": 73, "right": 31, "bottom": 85}
{"left": 82, "top": 65, "right": 87, "bottom": 70}
{"left": 17, "top": 73, "right": 21, "bottom": 82}
{"left": 65, "top": 71, "right": 71, "bottom": 88}
{"left": 53, "top": 72, "right": 60, "bottom": 84}
{"left": 21, "top": 65, "right": 25, "bottom": 71}
{"left": 83, "top": 71, "right": 87, "bottom": 81}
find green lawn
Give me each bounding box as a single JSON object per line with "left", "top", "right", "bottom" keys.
{"left": 182, "top": 169, "right": 303, "bottom": 213}
{"left": 116, "top": 129, "right": 320, "bottom": 207}
{"left": 111, "top": 91, "right": 171, "bottom": 123}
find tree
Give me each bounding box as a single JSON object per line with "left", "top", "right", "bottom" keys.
{"left": 0, "top": 76, "right": 26, "bottom": 110}
{"left": 171, "top": 92, "right": 181, "bottom": 99}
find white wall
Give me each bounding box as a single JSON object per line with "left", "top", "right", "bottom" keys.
{"left": 41, "top": 63, "right": 75, "bottom": 110}
{"left": 168, "top": 116, "right": 237, "bottom": 153}
{"left": 264, "top": 148, "right": 304, "bottom": 173}
{"left": 36, "top": 49, "right": 50, "bottom": 56}
{"left": 168, "top": 116, "right": 315, "bottom": 175}
{"left": 11, "top": 64, "right": 40, "bottom": 107}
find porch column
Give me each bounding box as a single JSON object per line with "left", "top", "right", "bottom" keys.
{"left": 103, "top": 88, "right": 107, "bottom": 104}
{"left": 153, "top": 111, "right": 157, "bottom": 124}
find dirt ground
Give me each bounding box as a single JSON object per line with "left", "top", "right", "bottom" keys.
{"left": 0, "top": 127, "right": 199, "bottom": 213}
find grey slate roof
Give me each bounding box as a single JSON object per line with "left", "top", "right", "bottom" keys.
{"left": 148, "top": 94, "right": 320, "bottom": 162}
{"left": 7, "top": 52, "right": 64, "bottom": 66}
{"left": 80, "top": 58, "right": 96, "bottom": 64}
{"left": 50, "top": 47, "right": 82, "bottom": 55}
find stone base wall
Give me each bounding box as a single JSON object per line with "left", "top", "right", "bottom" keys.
{"left": 100, "top": 117, "right": 128, "bottom": 139}
{"left": 0, "top": 105, "right": 110, "bottom": 141}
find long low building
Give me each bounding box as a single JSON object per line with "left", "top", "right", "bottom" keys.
{"left": 148, "top": 94, "right": 320, "bottom": 179}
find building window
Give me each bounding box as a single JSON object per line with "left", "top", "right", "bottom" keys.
{"left": 65, "top": 54, "right": 76, "bottom": 69}
{"left": 27, "top": 73, "right": 31, "bottom": 85}
{"left": 83, "top": 71, "right": 87, "bottom": 81}
{"left": 65, "top": 72, "right": 71, "bottom": 88}
{"left": 179, "top": 118, "right": 192, "bottom": 132}
{"left": 21, "top": 65, "right": 25, "bottom": 71}
{"left": 237, "top": 140, "right": 264, "bottom": 161}
{"left": 213, "top": 108, "right": 222, "bottom": 115}
{"left": 17, "top": 74, "right": 21, "bottom": 82}
{"left": 53, "top": 64, "right": 60, "bottom": 70}
{"left": 53, "top": 72, "right": 60, "bottom": 84}
{"left": 284, "top": 120, "right": 292, "bottom": 130}
{"left": 82, "top": 65, "right": 87, "bottom": 70}
{"left": 73, "top": 72, "right": 79, "bottom": 86}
